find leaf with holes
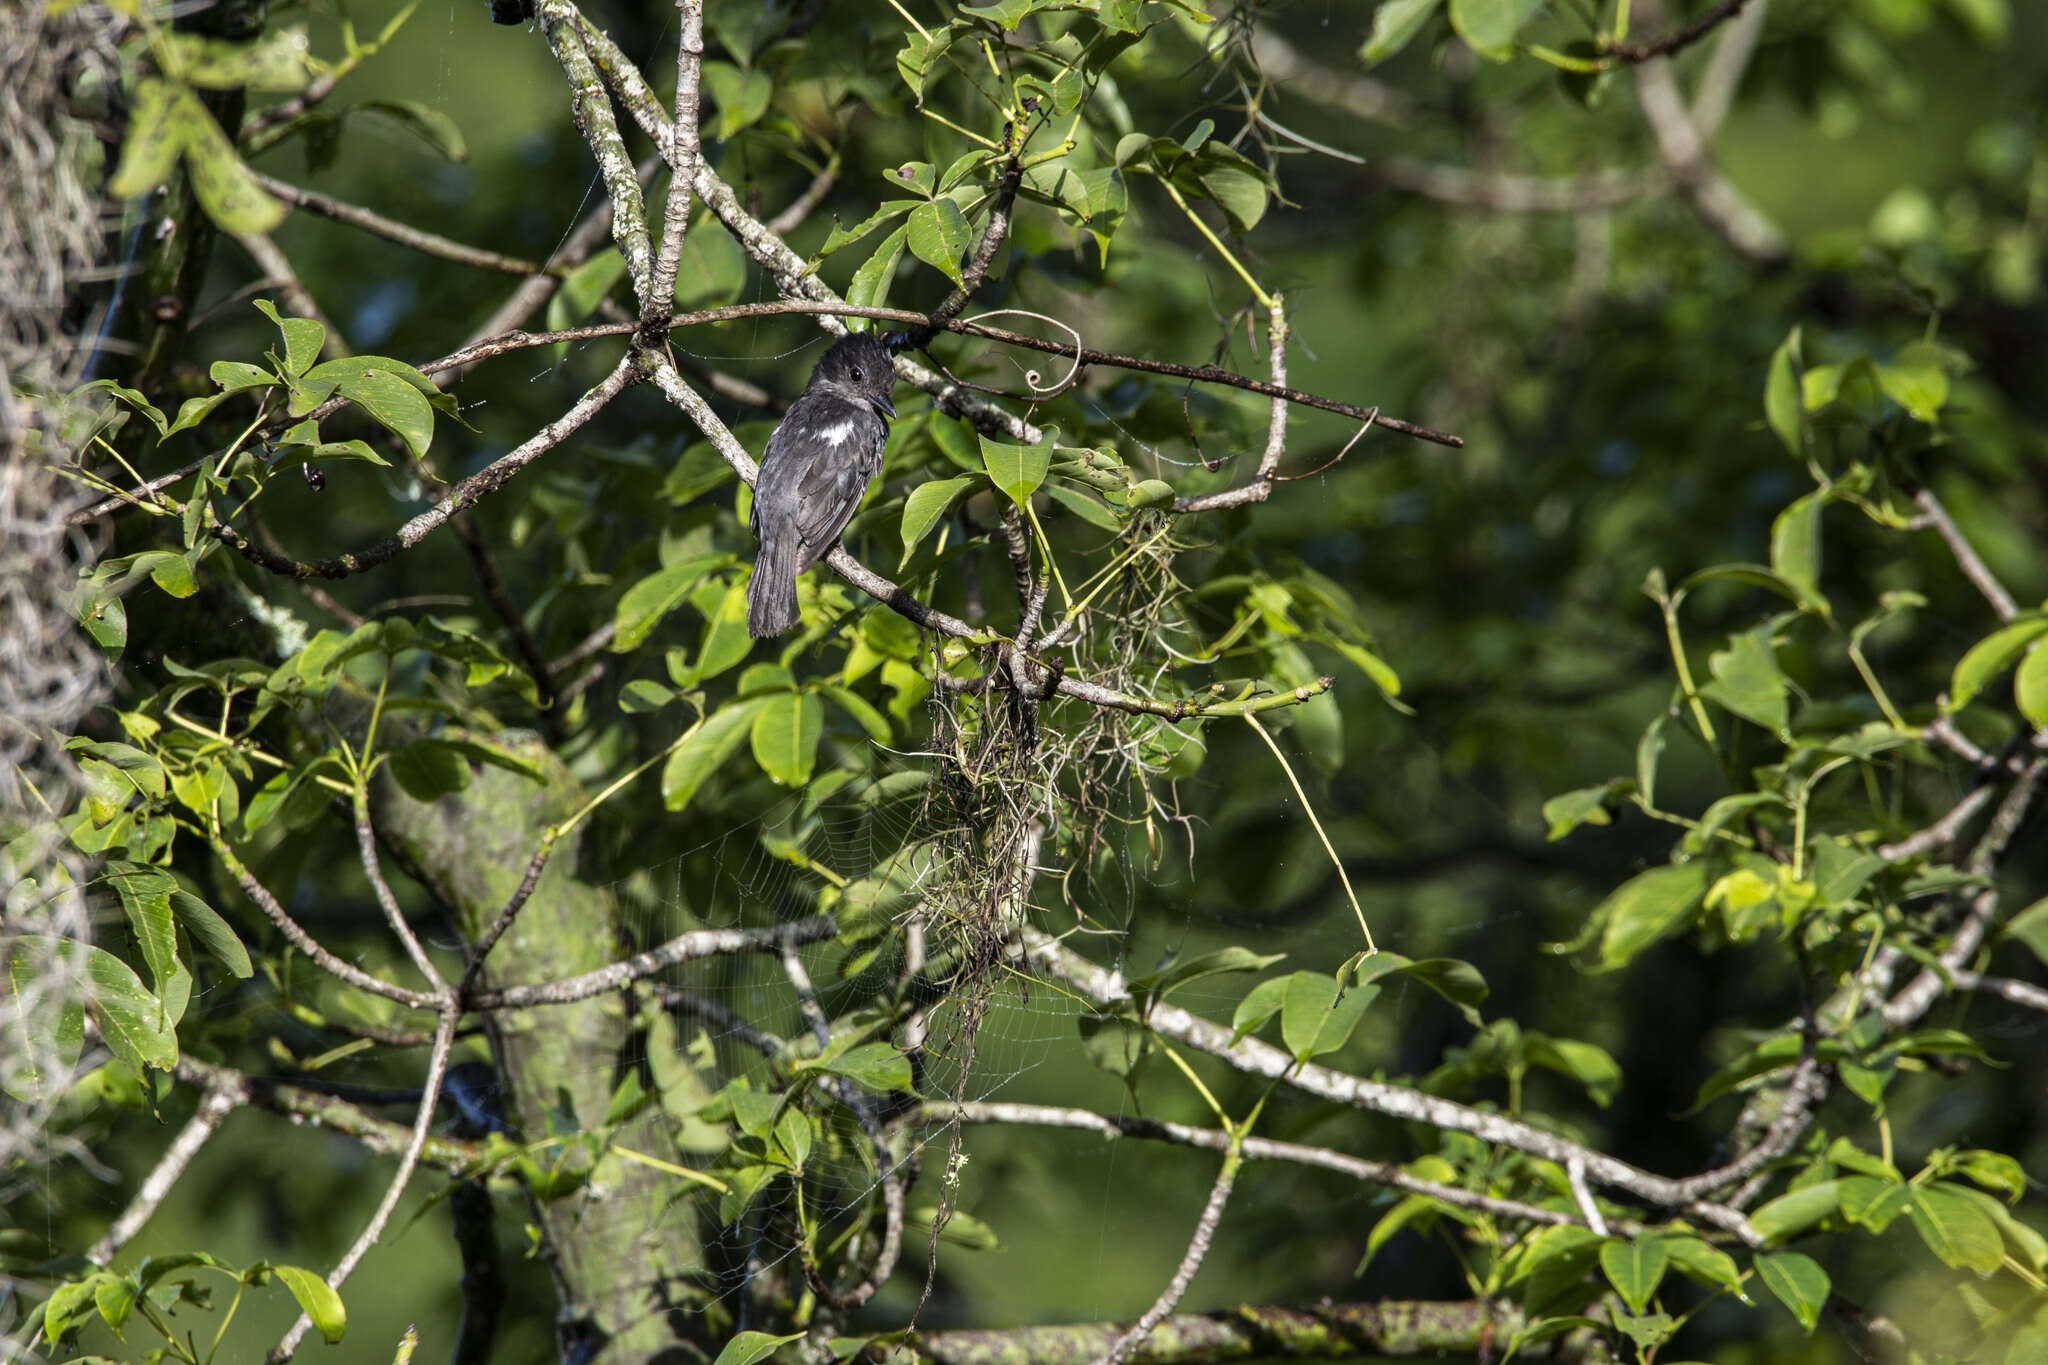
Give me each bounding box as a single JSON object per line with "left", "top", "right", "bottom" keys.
{"left": 907, "top": 198, "right": 972, "bottom": 286}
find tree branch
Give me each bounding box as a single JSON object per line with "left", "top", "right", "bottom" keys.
{"left": 1021, "top": 929, "right": 1757, "bottom": 1237}
{"left": 901, "top": 1102, "right": 1619, "bottom": 1233}
{"left": 913, "top": 1299, "right": 1597, "bottom": 1365}
{"left": 213, "top": 350, "right": 641, "bottom": 579}
{"left": 86, "top": 1078, "right": 239, "bottom": 1266}
{"left": 1912, "top": 485, "right": 2019, "bottom": 622}
{"left": 463, "top": 915, "right": 837, "bottom": 1010}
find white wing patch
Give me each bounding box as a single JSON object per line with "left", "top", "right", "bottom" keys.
{"left": 817, "top": 421, "right": 859, "bottom": 445}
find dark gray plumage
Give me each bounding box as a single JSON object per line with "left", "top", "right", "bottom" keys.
{"left": 746, "top": 332, "right": 898, "bottom": 638}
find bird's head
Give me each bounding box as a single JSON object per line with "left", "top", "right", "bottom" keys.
{"left": 811, "top": 331, "right": 898, "bottom": 420}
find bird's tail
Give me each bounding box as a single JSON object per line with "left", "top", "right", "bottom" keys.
{"left": 747, "top": 534, "right": 801, "bottom": 638}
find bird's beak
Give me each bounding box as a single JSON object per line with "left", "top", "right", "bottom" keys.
{"left": 870, "top": 393, "right": 897, "bottom": 420}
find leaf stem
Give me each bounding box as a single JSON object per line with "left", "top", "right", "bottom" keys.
{"left": 1244, "top": 714, "right": 1375, "bottom": 953}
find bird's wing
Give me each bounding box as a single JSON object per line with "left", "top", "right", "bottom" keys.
{"left": 792, "top": 404, "right": 887, "bottom": 568}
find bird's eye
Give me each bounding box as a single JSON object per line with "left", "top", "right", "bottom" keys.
{"left": 850, "top": 367, "right": 863, "bottom": 381}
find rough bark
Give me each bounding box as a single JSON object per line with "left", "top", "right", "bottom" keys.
{"left": 378, "top": 733, "right": 713, "bottom": 1363}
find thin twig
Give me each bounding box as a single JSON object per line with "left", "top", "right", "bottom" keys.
{"left": 1092, "top": 1141, "right": 1243, "bottom": 1365}
{"left": 252, "top": 172, "right": 548, "bottom": 277}
{"left": 271, "top": 1008, "right": 459, "bottom": 1362}
{"left": 87, "top": 1079, "right": 239, "bottom": 1265}
{"left": 1565, "top": 1157, "right": 1609, "bottom": 1238}
{"left": 1912, "top": 485, "right": 2019, "bottom": 622}
{"left": 1605, "top": 0, "right": 1753, "bottom": 63}
{"left": 213, "top": 838, "right": 441, "bottom": 1010}
{"left": 355, "top": 793, "right": 452, "bottom": 994}
{"left": 455, "top": 844, "right": 554, "bottom": 999}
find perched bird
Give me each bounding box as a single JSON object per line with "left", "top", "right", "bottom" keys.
{"left": 746, "top": 331, "right": 899, "bottom": 638}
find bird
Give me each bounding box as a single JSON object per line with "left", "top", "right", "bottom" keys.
{"left": 746, "top": 331, "right": 899, "bottom": 638}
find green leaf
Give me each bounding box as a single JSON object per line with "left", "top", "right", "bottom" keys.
{"left": 254, "top": 299, "right": 326, "bottom": 376}
{"left": 174, "top": 27, "right": 315, "bottom": 90}
{"left": 818, "top": 200, "right": 922, "bottom": 258}
{"left": 1764, "top": 326, "right": 1804, "bottom": 456}
{"left": 906, "top": 198, "right": 972, "bottom": 286}
{"left": 750, "top": 692, "right": 823, "bottom": 787}
{"left": 711, "top": 1330, "right": 806, "bottom": 1365}
{"left": 1042, "top": 481, "right": 1121, "bottom": 530}
{"left": 95, "top": 1273, "right": 139, "bottom": 1334}
{"left": 43, "top": 1276, "right": 105, "bottom": 1343}
{"left": 960, "top": 0, "right": 1042, "bottom": 28}
{"left": 847, "top": 224, "right": 909, "bottom": 311}
{"left": 1665, "top": 1237, "right": 1746, "bottom": 1298}
{"left": 1278, "top": 972, "right": 1378, "bottom": 1061}
{"left": 2015, "top": 639, "right": 2048, "bottom": 731}
{"left": 1230, "top": 974, "right": 1289, "bottom": 1043}
{"left": 677, "top": 581, "right": 754, "bottom": 687}
{"left": 109, "top": 78, "right": 184, "bottom": 200}
{"left": 355, "top": 99, "right": 468, "bottom": 162}
{"left": 821, "top": 685, "right": 892, "bottom": 742}
{"left": 304, "top": 360, "right": 436, "bottom": 458}
{"left": 1769, "top": 493, "right": 1826, "bottom": 612}
{"left": 1191, "top": 143, "right": 1271, "bottom": 233}
{"left": 701, "top": 61, "right": 772, "bottom": 139}
{"left": 1449, "top": 0, "right": 1543, "bottom": 59}
{"left": 1363, "top": 0, "right": 1444, "bottom": 62}
{"left": 1907, "top": 1184, "right": 2004, "bottom": 1273}
{"left": 1526, "top": 1035, "right": 1621, "bottom": 1107}
{"left": 809, "top": 1042, "right": 912, "bottom": 1093}
{"left": 272, "top": 1265, "right": 346, "bottom": 1344}
{"left": 981, "top": 426, "right": 1059, "bottom": 506}
{"left": 171, "top": 890, "right": 252, "bottom": 978}
{"left": 1600, "top": 1238, "right": 1670, "bottom": 1315}
{"left": 1876, "top": 361, "right": 1948, "bottom": 422}
{"left": 1352, "top": 954, "right": 1489, "bottom": 1025}
{"left": 896, "top": 23, "right": 963, "bottom": 98}
{"left": 614, "top": 554, "right": 726, "bottom": 652}
{"left": 1128, "top": 947, "right": 1287, "bottom": 1001}
{"left": 662, "top": 698, "right": 769, "bottom": 812}
{"left": 1947, "top": 615, "right": 2048, "bottom": 712}
{"left": 672, "top": 222, "right": 749, "bottom": 310}
{"left": 899, "top": 475, "right": 977, "bottom": 567}
{"left": 104, "top": 861, "right": 179, "bottom": 995}
{"left": 60, "top": 937, "right": 179, "bottom": 1073}
{"left": 1751, "top": 1179, "right": 1843, "bottom": 1243}
{"left": 385, "top": 740, "right": 472, "bottom": 803}
{"left": 1700, "top": 626, "right": 1789, "bottom": 737}
{"left": 1594, "top": 860, "right": 1715, "bottom": 969}
{"left": 1837, "top": 1175, "right": 1913, "bottom": 1232}
{"left": 620, "top": 679, "right": 677, "bottom": 714}
{"left": 1542, "top": 782, "right": 1623, "bottom": 841}
{"left": 174, "top": 86, "right": 286, "bottom": 233}
{"left": 547, "top": 248, "right": 628, "bottom": 333}
{"left": 1755, "top": 1251, "right": 1829, "bottom": 1333}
